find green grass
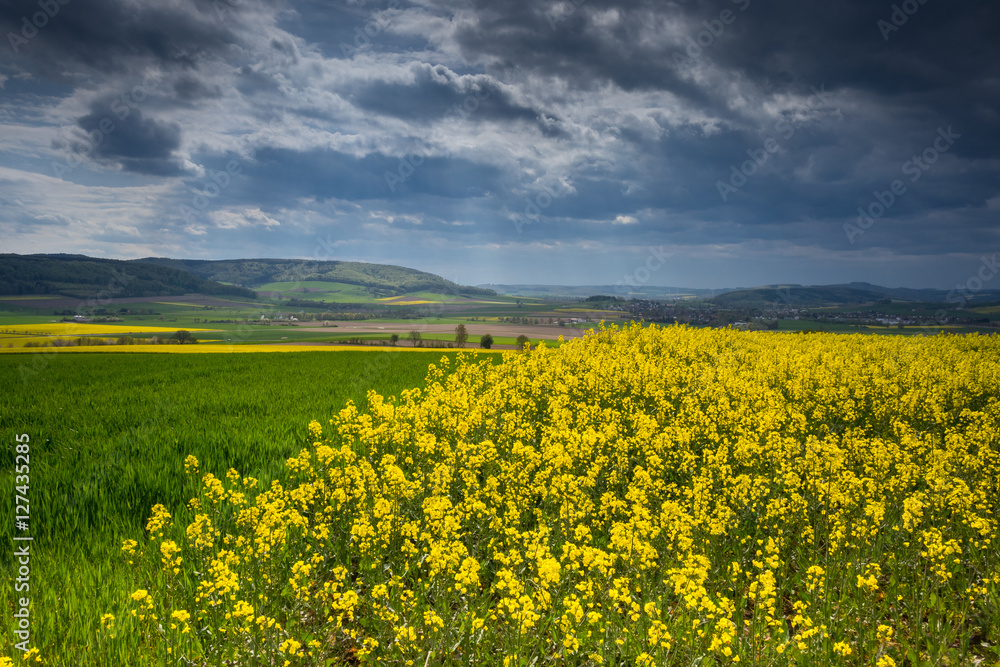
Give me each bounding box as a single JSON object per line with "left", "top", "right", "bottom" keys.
{"left": 396, "top": 290, "right": 515, "bottom": 304}
{"left": 254, "top": 283, "right": 519, "bottom": 305}
{"left": 256, "top": 281, "right": 377, "bottom": 303}
{"left": 0, "top": 350, "right": 501, "bottom": 664}
{"left": 0, "top": 308, "right": 65, "bottom": 326}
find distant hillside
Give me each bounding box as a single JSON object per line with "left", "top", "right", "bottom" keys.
{"left": 830, "top": 282, "right": 1000, "bottom": 303}
{"left": 481, "top": 284, "right": 729, "bottom": 299}
{"left": 712, "top": 285, "right": 887, "bottom": 307}
{"left": 482, "top": 282, "right": 1000, "bottom": 305}
{"left": 0, "top": 254, "right": 256, "bottom": 299}
{"left": 139, "top": 258, "right": 496, "bottom": 298}
{"left": 714, "top": 283, "right": 1000, "bottom": 307}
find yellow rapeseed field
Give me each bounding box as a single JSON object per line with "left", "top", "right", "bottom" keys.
{"left": 0, "top": 344, "right": 471, "bottom": 354}
{"left": 0, "top": 323, "right": 222, "bottom": 348}
{"left": 0, "top": 323, "right": 220, "bottom": 335}
{"left": 75, "top": 324, "right": 999, "bottom": 665}
{"left": 376, "top": 298, "right": 437, "bottom": 305}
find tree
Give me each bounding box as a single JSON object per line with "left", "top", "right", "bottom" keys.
{"left": 390, "top": 333, "right": 399, "bottom": 345}
{"left": 454, "top": 323, "right": 468, "bottom": 348}
{"left": 516, "top": 334, "right": 530, "bottom": 350}
{"left": 479, "top": 333, "right": 494, "bottom": 349}
{"left": 409, "top": 330, "right": 422, "bottom": 347}
{"left": 173, "top": 330, "right": 196, "bottom": 344}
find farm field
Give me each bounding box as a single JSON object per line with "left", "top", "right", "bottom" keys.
{"left": 0, "top": 350, "right": 501, "bottom": 664}
{"left": 241, "top": 282, "right": 521, "bottom": 306}
{"left": 3, "top": 325, "right": 997, "bottom": 665}
{"left": 0, "top": 324, "right": 221, "bottom": 335}
{"left": 0, "top": 298, "right": 608, "bottom": 351}
{"left": 0, "top": 322, "right": 564, "bottom": 352}
{"left": 0, "top": 344, "right": 477, "bottom": 355}
{"left": 294, "top": 321, "right": 597, "bottom": 342}
{"left": 256, "top": 281, "right": 380, "bottom": 303}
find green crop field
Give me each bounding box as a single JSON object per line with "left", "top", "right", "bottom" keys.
{"left": 0, "top": 350, "right": 500, "bottom": 665}
{"left": 253, "top": 282, "right": 523, "bottom": 306}
{"left": 256, "top": 281, "right": 378, "bottom": 303}
{"left": 2, "top": 326, "right": 996, "bottom": 666}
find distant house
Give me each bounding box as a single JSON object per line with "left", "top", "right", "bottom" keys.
{"left": 73, "top": 315, "right": 87, "bottom": 322}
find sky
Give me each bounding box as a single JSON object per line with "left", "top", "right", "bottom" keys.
{"left": 0, "top": 0, "right": 997, "bottom": 289}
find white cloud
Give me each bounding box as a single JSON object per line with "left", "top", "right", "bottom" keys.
{"left": 209, "top": 207, "right": 282, "bottom": 230}
{"left": 0, "top": 165, "right": 176, "bottom": 256}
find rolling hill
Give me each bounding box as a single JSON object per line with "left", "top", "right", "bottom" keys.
{"left": 0, "top": 254, "right": 496, "bottom": 302}
{"left": 480, "top": 284, "right": 729, "bottom": 299}
{"left": 711, "top": 283, "right": 1000, "bottom": 307}
{"left": 0, "top": 254, "right": 256, "bottom": 300}
{"left": 711, "top": 285, "right": 887, "bottom": 307}
{"left": 137, "top": 258, "right": 496, "bottom": 299}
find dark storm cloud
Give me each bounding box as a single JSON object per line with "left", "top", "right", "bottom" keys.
{"left": 703, "top": 1, "right": 1000, "bottom": 163}
{"left": 2, "top": 0, "right": 998, "bottom": 287}
{"left": 71, "top": 103, "right": 187, "bottom": 176}
{"left": 450, "top": 0, "right": 725, "bottom": 112}
{"left": 0, "top": 0, "right": 244, "bottom": 80}
{"left": 449, "top": 0, "right": 1000, "bottom": 107}
{"left": 443, "top": 0, "right": 1000, "bottom": 188}
{"left": 230, "top": 147, "right": 504, "bottom": 204}
{"left": 173, "top": 75, "right": 223, "bottom": 102}
{"left": 713, "top": 2, "right": 1000, "bottom": 98}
